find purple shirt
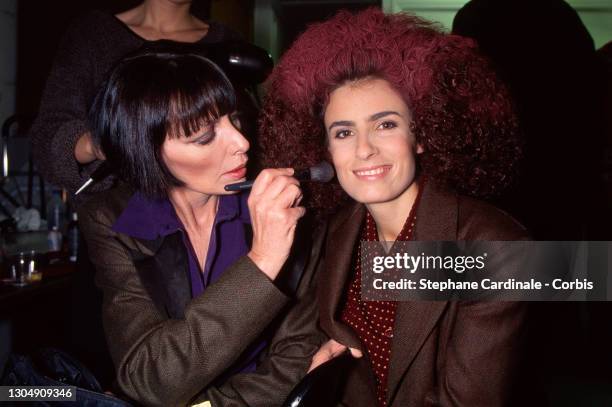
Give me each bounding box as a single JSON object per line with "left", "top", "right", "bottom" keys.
{"left": 111, "top": 192, "right": 266, "bottom": 376}
{"left": 112, "top": 192, "right": 250, "bottom": 296}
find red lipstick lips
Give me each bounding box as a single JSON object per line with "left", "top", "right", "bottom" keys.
{"left": 224, "top": 164, "right": 247, "bottom": 180}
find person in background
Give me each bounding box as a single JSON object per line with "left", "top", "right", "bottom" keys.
{"left": 259, "top": 8, "right": 533, "bottom": 406}
{"left": 80, "top": 50, "right": 321, "bottom": 406}
{"left": 453, "top": 1, "right": 611, "bottom": 393}
{"left": 452, "top": 0, "right": 607, "bottom": 240}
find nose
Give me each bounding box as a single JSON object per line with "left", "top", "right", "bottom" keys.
{"left": 232, "top": 130, "right": 250, "bottom": 155}
{"left": 355, "top": 133, "right": 377, "bottom": 160}
{"left": 226, "top": 117, "right": 250, "bottom": 155}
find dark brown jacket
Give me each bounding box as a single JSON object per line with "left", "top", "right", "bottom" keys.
{"left": 318, "top": 182, "right": 530, "bottom": 406}
{"left": 79, "top": 184, "right": 324, "bottom": 406}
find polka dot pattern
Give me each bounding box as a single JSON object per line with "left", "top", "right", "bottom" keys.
{"left": 340, "top": 195, "right": 420, "bottom": 406}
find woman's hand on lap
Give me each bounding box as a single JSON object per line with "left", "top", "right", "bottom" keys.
{"left": 308, "top": 339, "right": 363, "bottom": 373}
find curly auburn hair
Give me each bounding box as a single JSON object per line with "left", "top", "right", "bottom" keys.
{"left": 258, "top": 8, "right": 521, "bottom": 216}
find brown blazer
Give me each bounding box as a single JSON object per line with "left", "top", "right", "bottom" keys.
{"left": 79, "top": 184, "right": 324, "bottom": 407}
{"left": 317, "top": 182, "right": 530, "bottom": 407}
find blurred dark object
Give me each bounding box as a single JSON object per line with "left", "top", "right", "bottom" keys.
{"left": 0, "top": 218, "right": 17, "bottom": 235}
{"left": 282, "top": 350, "right": 356, "bottom": 407}
{"left": 207, "top": 40, "right": 273, "bottom": 85}
{"left": 67, "top": 212, "right": 79, "bottom": 262}
{"left": 1, "top": 115, "right": 45, "bottom": 218}
{"left": 597, "top": 41, "right": 612, "bottom": 212}
{"left": 453, "top": 0, "right": 608, "bottom": 240}
{"left": 140, "top": 39, "right": 273, "bottom": 86}
{"left": 587, "top": 40, "right": 612, "bottom": 406}
{"left": 34, "top": 348, "right": 102, "bottom": 391}
{"left": 1, "top": 347, "right": 132, "bottom": 406}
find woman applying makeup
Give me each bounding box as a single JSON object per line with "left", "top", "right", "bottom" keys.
{"left": 29, "top": 1, "right": 263, "bottom": 386}
{"left": 80, "top": 51, "right": 321, "bottom": 406}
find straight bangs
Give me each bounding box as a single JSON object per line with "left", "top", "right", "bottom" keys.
{"left": 164, "top": 55, "right": 236, "bottom": 140}
{"left": 89, "top": 51, "right": 237, "bottom": 198}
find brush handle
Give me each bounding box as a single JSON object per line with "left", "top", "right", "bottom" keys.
{"left": 224, "top": 180, "right": 255, "bottom": 191}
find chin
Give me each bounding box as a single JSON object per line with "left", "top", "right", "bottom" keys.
{"left": 346, "top": 189, "right": 399, "bottom": 205}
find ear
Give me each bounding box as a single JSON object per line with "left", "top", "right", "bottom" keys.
{"left": 416, "top": 143, "right": 425, "bottom": 154}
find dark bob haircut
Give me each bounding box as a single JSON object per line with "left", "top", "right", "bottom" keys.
{"left": 258, "top": 8, "right": 521, "bottom": 216}
{"left": 89, "top": 51, "right": 235, "bottom": 198}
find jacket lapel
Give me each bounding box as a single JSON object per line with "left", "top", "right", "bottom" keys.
{"left": 318, "top": 202, "right": 379, "bottom": 406}
{"left": 132, "top": 232, "right": 192, "bottom": 319}
{"left": 387, "top": 182, "right": 457, "bottom": 405}
{"left": 318, "top": 203, "right": 365, "bottom": 350}
{"left": 386, "top": 301, "right": 448, "bottom": 404}
{"left": 413, "top": 181, "right": 459, "bottom": 242}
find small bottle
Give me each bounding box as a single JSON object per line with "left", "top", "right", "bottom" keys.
{"left": 47, "top": 226, "right": 63, "bottom": 252}
{"left": 46, "top": 188, "right": 66, "bottom": 232}
{"left": 67, "top": 212, "right": 79, "bottom": 262}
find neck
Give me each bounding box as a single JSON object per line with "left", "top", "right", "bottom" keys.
{"left": 137, "top": 0, "right": 193, "bottom": 32}
{"left": 168, "top": 188, "right": 218, "bottom": 231}
{"left": 366, "top": 180, "right": 420, "bottom": 242}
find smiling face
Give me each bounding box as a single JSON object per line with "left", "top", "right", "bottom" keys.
{"left": 324, "top": 77, "right": 423, "bottom": 206}
{"left": 161, "top": 112, "right": 249, "bottom": 197}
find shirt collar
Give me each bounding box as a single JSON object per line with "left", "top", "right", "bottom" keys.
{"left": 112, "top": 191, "right": 250, "bottom": 240}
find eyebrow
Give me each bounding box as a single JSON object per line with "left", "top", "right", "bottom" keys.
{"left": 327, "top": 111, "right": 402, "bottom": 131}
{"left": 370, "top": 111, "right": 401, "bottom": 121}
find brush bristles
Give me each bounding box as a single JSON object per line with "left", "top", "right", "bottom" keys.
{"left": 310, "top": 161, "right": 335, "bottom": 182}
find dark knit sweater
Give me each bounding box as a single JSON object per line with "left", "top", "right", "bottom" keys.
{"left": 29, "top": 10, "right": 239, "bottom": 206}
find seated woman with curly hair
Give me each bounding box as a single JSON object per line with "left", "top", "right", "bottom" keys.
{"left": 258, "top": 8, "right": 530, "bottom": 407}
